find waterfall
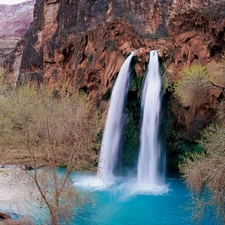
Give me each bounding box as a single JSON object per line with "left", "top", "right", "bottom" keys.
{"left": 137, "top": 50, "right": 165, "bottom": 189}
{"left": 97, "top": 52, "right": 134, "bottom": 181}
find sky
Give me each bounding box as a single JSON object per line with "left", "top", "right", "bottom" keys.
{"left": 0, "top": 0, "right": 28, "bottom": 5}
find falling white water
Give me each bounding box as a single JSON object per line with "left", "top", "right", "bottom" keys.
{"left": 137, "top": 50, "right": 165, "bottom": 190}
{"left": 97, "top": 52, "right": 134, "bottom": 182}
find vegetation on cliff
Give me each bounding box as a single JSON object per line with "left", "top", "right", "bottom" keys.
{"left": 174, "top": 60, "right": 225, "bottom": 224}
{"left": 163, "top": 58, "right": 225, "bottom": 172}
{"left": 173, "top": 64, "right": 210, "bottom": 108}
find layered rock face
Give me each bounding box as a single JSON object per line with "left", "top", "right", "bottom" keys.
{"left": 3, "top": 0, "right": 225, "bottom": 171}
{"left": 4, "top": 0, "right": 223, "bottom": 98}
{"left": 0, "top": 0, "right": 35, "bottom": 63}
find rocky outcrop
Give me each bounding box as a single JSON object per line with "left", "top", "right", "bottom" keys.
{"left": 4, "top": 0, "right": 221, "bottom": 86}
{"left": 166, "top": 1, "right": 225, "bottom": 82}
{"left": 0, "top": 38, "right": 20, "bottom": 64}
{"left": 161, "top": 2, "right": 225, "bottom": 171}
{"left": 0, "top": 212, "right": 10, "bottom": 220}
{"left": 165, "top": 3, "right": 225, "bottom": 130}
{"left": 0, "top": 0, "right": 35, "bottom": 63}
{"left": 2, "top": 0, "right": 225, "bottom": 172}
{"left": 0, "top": 212, "right": 33, "bottom": 225}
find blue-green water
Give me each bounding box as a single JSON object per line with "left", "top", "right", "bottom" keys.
{"left": 71, "top": 174, "right": 215, "bottom": 225}
{"left": 0, "top": 173, "right": 215, "bottom": 225}
{"left": 74, "top": 179, "right": 189, "bottom": 225}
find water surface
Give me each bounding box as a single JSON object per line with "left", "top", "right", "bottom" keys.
{"left": 0, "top": 172, "right": 215, "bottom": 225}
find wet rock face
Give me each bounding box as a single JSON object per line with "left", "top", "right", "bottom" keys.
{"left": 0, "top": 0, "right": 35, "bottom": 64}
{"left": 43, "top": 18, "right": 139, "bottom": 107}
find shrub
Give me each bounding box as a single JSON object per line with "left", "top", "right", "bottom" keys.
{"left": 173, "top": 64, "right": 211, "bottom": 108}
{"left": 180, "top": 124, "right": 225, "bottom": 224}
{"left": 0, "top": 83, "right": 101, "bottom": 169}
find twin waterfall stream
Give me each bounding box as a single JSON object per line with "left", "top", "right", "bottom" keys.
{"left": 137, "top": 50, "right": 165, "bottom": 189}
{"left": 97, "top": 52, "right": 135, "bottom": 180}
{"left": 97, "top": 50, "right": 165, "bottom": 192}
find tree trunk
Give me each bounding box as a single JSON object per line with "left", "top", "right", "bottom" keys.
{"left": 50, "top": 209, "right": 58, "bottom": 225}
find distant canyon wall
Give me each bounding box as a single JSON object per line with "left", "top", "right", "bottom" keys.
{"left": 0, "top": 0, "right": 35, "bottom": 64}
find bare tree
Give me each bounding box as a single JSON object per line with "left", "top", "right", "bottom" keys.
{"left": 0, "top": 84, "right": 101, "bottom": 225}
{"left": 180, "top": 123, "right": 225, "bottom": 224}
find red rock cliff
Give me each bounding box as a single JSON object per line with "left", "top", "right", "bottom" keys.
{"left": 2, "top": 0, "right": 225, "bottom": 171}
{"left": 4, "top": 0, "right": 223, "bottom": 96}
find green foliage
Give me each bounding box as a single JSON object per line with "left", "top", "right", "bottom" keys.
{"left": 122, "top": 73, "right": 142, "bottom": 168}
{"left": 160, "top": 92, "right": 199, "bottom": 172}
{"left": 129, "top": 75, "right": 144, "bottom": 100}
{"left": 173, "top": 64, "right": 211, "bottom": 108}
{"left": 169, "top": 59, "right": 225, "bottom": 173}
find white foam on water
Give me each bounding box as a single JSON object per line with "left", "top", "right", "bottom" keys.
{"left": 73, "top": 174, "right": 115, "bottom": 190}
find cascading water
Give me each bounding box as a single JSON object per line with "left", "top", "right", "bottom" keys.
{"left": 137, "top": 50, "right": 165, "bottom": 190}
{"left": 97, "top": 52, "right": 134, "bottom": 181}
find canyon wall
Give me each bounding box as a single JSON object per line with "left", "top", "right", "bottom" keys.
{"left": 3, "top": 0, "right": 225, "bottom": 172}
{"left": 0, "top": 0, "right": 35, "bottom": 64}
